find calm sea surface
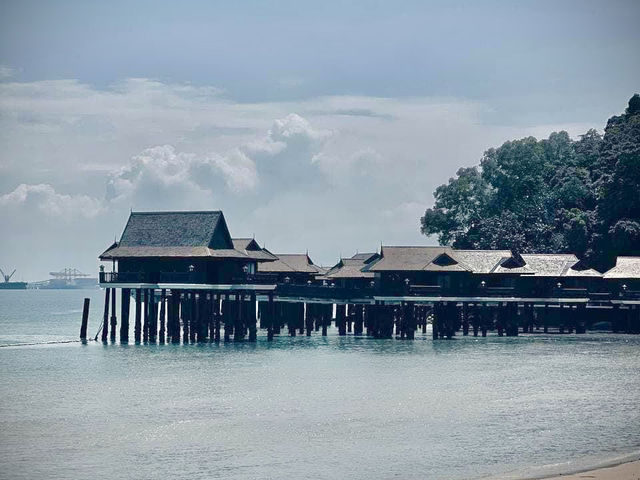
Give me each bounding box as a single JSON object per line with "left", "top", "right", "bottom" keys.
{"left": 1, "top": 289, "right": 639, "bottom": 480}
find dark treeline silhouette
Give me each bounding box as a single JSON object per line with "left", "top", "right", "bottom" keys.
{"left": 421, "top": 94, "right": 640, "bottom": 272}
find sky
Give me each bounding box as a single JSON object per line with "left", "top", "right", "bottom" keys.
{"left": 0, "top": 0, "right": 638, "bottom": 281}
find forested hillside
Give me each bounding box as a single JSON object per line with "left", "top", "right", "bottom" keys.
{"left": 420, "top": 94, "right": 640, "bottom": 271}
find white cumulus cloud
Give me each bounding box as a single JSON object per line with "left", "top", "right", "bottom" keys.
{"left": 0, "top": 183, "right": 104, "bottom": 219}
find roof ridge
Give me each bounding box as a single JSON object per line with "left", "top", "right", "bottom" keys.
{"left": 521, "top": 253, "right": 577, "bottom": 257}
{"left": 384, "top": 245, "right": 447, "bottom": 248}
{"left": 131, "top": 210, "right": 223, "bottom": 215}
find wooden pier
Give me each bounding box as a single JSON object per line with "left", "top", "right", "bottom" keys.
{"left": 92, "top": 210, "right": 640, "bottom": 343}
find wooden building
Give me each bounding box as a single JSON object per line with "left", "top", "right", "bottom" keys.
{"left": 100, "top": 211, "right": 275, "bottom": 284}
{"left": 324, "top": 252, "right": 379, "bottom": 289}
{"left": 604, "top": 257, "right": 640, "bottom": 296}
{"left": 257, "top": 253, "right": 322, "bottom": 284}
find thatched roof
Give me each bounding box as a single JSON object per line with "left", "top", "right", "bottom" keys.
{"left": 350, "top": 252, "right": 380, "bottom": 263}
{"left": 519, "top": 254, "right": 581, "bottom": 277}
{"left": 603, "top": 257, "right": 640, "bottom": 279}
{"left": 100, "top": 211, "right": 245, "bottom": 260}
{"left": 363, "top": 246, "right": 599, "bottom": 277}
{"left": 232, "top": 238, "right": 278, "bottom": 262}
{"left": 257, "top": 253, "right": 321, "bottom": 274}
{"left": 365, "top": 246, "right": 451, "bottom": 271}
{"left": 454, "top": 250, "right": 515, "bottom": 274}
{"left": 326, "top": 258, "right": 376, "bottom": 279}
{"left": 366, "top": 246, "right": 526, "bottom": 274}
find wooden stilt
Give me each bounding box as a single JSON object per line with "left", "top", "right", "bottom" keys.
{"left": 80, "top": 297, "right": 90, "bottom": 341}
{"left": 101, "top": 288, "right": 110, "bottom": 342}
{"left": 234, "top": 293, "right": 245, "bottom": 341}
{"left": 120, "top": 288, "right": 130, "bottom": 342}
{"left": 134, "top": 289, "right": 142, "bottom": 342}
{"left": 143, "top": 289, "right": 149, "bottom": 342}
{"left": 109, "top": 287, "right": 117, "bottom": 342}
{"left": 148, "top": 291, "right": 157, "bottom": 343}
{"left": 267, "top": 294, "right": 274, "bottom": 341}
{"left": 248, "top": 292, "right": 257, "bottom": 342}
{"left": 190, "top": 291, "right": 198, "bottom": 343}
{"left": 159, "top": 289, "right": 166, "bottom": 343}
{"left": 181, "top": 292, "right": 190, "bottom": 343}
{"left": 214, "top": 294, "right": 221, "bottom": 342}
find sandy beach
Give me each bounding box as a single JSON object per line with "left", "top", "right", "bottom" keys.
{"left": 542, "top": 460, "right": 640, "bottom": 480}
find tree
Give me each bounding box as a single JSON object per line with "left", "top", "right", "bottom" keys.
{"left": 420, "top": 94, "right": 640, "bottom": 270}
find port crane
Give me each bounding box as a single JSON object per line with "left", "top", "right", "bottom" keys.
{"left": 49, "top": 268, "right": 90, "bottom": 281}
{"left": 1, "top": 268, "right": 17, "bottom": 283}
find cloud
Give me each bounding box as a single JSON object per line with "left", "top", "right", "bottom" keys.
{"left": 0, "top": 183, "right": 104, "bottom": 219}
{"left": 0, "top": 77, "right": 604, "bottom": 279}
{"left": 209, "top": 149, "right": 258, "bottom": 193}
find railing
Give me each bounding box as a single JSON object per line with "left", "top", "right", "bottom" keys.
{"left": 231, "top": 273, "right": 279, "bottom": 285}
{"left": 408, "top": 285, "right": 441, "bottom": 296}
{"left": 588, "top": 291, "right": 612, "bottom": 302}
{"left": 276, "top": 283, "right": 373, "bottom": 300}
{"left": 620, "top": 289, "right": 640, "bottom": 300}
{"left": 480, "top": 286, "right": 517, "bottom": 297}
{"left": 100, "top": 271, "right": 147, "bottom": 283}
{"left": 158, "top": 272, "right": 206, "bottom": 283}
{"left": 100, "top": 271, "right": 206, "bottom": 284}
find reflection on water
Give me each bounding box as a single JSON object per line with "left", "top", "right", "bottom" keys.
{"left": 0, "top": 290, "right": 639, "bottom": 480}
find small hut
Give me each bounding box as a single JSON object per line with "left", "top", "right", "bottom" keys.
{"left": 324, "top": 252, "right": 379, "bottom": 289}
{"left": 257, "top": 253, "right": 322, "bottom": 284}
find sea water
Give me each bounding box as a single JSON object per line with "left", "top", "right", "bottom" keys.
{"left": 1, "top": 289, "right": 639, "bottom": 480}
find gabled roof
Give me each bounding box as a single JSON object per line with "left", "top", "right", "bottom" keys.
{"left": 453, "top": 250, "right": 515, "bottom": 274}
{"left": 490, "top": 253, "right": 537, "bottom": 275}
{"left": 365, "top": 246, "right": 451, "bottom": 272}
{"left": 566, "top": 266, "right": 602, "bottom": 277}
{"left": 603, "top": 257, "right": 640, "bottom": 279}
{"left": 423, "top": 252, "right": 471, "bottom": 272}
{"left": 257, "top": 253, "right": 321, "bottom": 274}
{"left": 350, "top": 252, "right": 380, "bottom": 263}
{"left": 519, "top": 254, "right": 580, "bottom": 277}
{"left": 99, "top": 211, "right": 244, "bottom": 260}
{"left": 232, "top": 238, "right": 278, "bottom": 262}
{"left": 326, "top": 258, "right": 376, "bottom": 279}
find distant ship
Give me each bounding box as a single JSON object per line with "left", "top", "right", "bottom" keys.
{"left": 0, "top": 268, "right": 27, "bottom": 289}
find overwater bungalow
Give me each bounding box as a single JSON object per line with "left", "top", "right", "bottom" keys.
{"left": 257, "top": 253, "right": 322, "bottom": 284}
{"left": 603, "top": 257, "right": 640, "bottom": 298}
{"left": 324, "top": 252, "right": 380, "bottom": 289}
{"left": 93, "top": 209, "right": 639, "bottom": 342}
{"left": 99, "top": 211, "right": 277, "bottom": 285}
{"left": 363, "top": 246, "right": 529, "bottom": 296}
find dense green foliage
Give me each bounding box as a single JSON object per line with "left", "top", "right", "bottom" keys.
{"left": 420, "top": 94, "right": 640, "bottom": 271}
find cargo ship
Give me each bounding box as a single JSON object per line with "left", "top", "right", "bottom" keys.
{"left": 0, "top": 268, "right": 27, "bottom": 289}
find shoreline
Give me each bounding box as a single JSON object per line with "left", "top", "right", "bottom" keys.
{"left": 516, "top": 453, "right": 640, "bottom": 480}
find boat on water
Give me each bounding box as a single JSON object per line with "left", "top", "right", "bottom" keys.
{"left": 0, "top": 268, "right": 27, "bottom": 289}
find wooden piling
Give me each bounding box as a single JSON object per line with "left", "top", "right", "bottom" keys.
{"left": 109, "top": 287, "right": 117, "bottom": 342}
{"left": 134, "top": 289, "right": 142, "bottom": 342}
{"left": 214, "top": 294, "right": 221, "bottom": 342}
{"left": 80, "top": 297, "right": 90, "bottom": 340}
{"left": 234, "top": 293, "right": 245, "bottom": 341}
{"left": 120, "top": 288, "right": 130, "bottom": 342}
{"left": 149, "top": 290, "right": 157, "bottom": 343}
{"left": 180, "top": 292, "right": 188, "bottom": 342}
{"left": 168, "top": 290, "right": 180, "bottom": 343}
{"left": 248, "top": 292, "right": 257, "bottom": 342}
{"left": 190, "top": 291, "right": 198, "bottom": 343}
{"left": 267, "top": 294, "right": 274, "bottom": 341}
{"left": 101, "top": 288, "right": 110, "bottom": 342}
{"left": 159, "top": 289, "right": 166, "bottom": 343}
{"left": 143, "top": 289, "right": 150, "bottom": 342}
